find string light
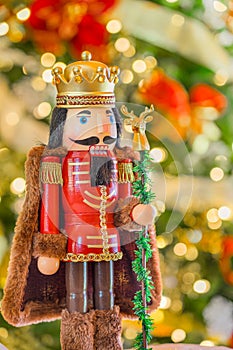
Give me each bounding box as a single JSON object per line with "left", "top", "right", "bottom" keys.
{"left": 157, "top": 236, "right": 167, "bottom": 249}
{"left": 132, "top": 59, "right": 147, "bottom": 73}
{"left": 145, "top": 56, "right": 157, "bottom": 69}
{"left": 150, "top": 147, "right": 167, "bottom": 163}
{"left": 208, "top": 219, "right": 222, "bottom": 230}
{"left": 106, "top": 19, "right": 122, "bottom": 34}
{"left": 171, "top": 329, "right": 186, "bottom": 342}
{"left": 5, "top": 112, "right": 20, "bottom": 126}
{"left": 10, "top": 177, "right": 26, "bottom": 195}
{"left": 123, "top": 45, "right": 136, "bottom": 58}
{"left": 16, "top": 8, "right": 31, "bottom": 21}
{"left": 207, "top": 208, "right": 219, "bottom": 223}
{"left": 210, "top": 167, "right": 224, "bottom": 182}
{"left": 0, "top": 328, "right": 8, "bottom": 339}
{"left": 41, "top": 52, "right": 56, "bottom": 68}
{"left": 173, "top": 243, "right": 187, "bottom": 257}
{"left": 120, "top": 69, "right": 134, "bottom": 84}
{"left": 187, "top": 229, "right": 202, "bottom": 243}
{"left": 159, "top": 296, "right": 171, "bottom": 309}
{"left": 115, "top": 38, "right": 130, "bottom": 52}
{"left": 34, "top": 102, "right": 51, "bottom": 119}
{"left": 218, "top": 206, "right": 232, "bottom": 220}
{"left": 42, "top": 69, "right": 53, "bottom": 83}
{"left": 214, "top": 69, "right": 228, "bottom": 86}
{"left": 185, "top": 246, "right": 198, "bottom": 261}
{"left": 0, "top": 22, "right": 9, "bottom": 36}
{"left": 193, "top": 279, "right": 211, "bottom": 294}
{"left": 200, "top": 340, "right": 215, "bottom": 346}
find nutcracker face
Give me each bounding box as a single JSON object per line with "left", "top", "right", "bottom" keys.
{"left": 62, "top": 107, "right": 117, "bottom": 151}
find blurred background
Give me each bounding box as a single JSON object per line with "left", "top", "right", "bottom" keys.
{"left": 0, "top": 0, "right": 233, "bottom": 349}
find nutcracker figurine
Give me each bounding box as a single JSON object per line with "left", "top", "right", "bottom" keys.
{"left": 1, "top": 52, "right": 162, "bottom": 350}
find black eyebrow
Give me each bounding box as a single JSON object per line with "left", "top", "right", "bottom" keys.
{"left": 76, "top": 110, "right": 91, "bottom": 116}
{"left": 106, "top": 110, "right": 113, "bottom": 115}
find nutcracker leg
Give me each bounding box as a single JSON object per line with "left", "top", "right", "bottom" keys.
{"left": 93, "top": 261, "right": 122, "bottom": 350}
{"left": 65, "top": 261, "right": 88, "bottom": 313}
{"left": 94, "top": 260, "right": 114, "bottom": 310}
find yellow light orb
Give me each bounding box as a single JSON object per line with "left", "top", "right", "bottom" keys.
{"left": 5, "top": 112, "right": 20, "bottom": 126}
{"left": 132, "top": 60, "right": 147, "bottom": 73}
{"left": 214, "top": 69, "right": 228, "bottom": 86}
{"left": 120, "top": 69, "right": 134, "bottom": 84}
{"left": 171, "top": 329, "right": 186, "bottom": 343}
{"left": 166, "top": 0, "right": 178, "bottom": 2}
{"left": 53, "top": 61, "right": 67, "bottom": 71}
{"left": 207, "top": 208, "right": 219, "bottom": 223}
{"left": 145, "top": 56, "right": 158, "bottom": 69}
{"left": 42, "top": 69, "right": 53, "bottom": 83}
{"left": 193, "top": 279, "right": 211, "bottom": 294}
{"left": 0, "top": 327, "right": 8, "bottom": 339}
{"left": 0, "top": 22, "right": 9, "bottom": 36}
{"left": 157, "top": 236, "right": 167, "bottom": 249}
{"left": 171, "top": 300, "right": 183, "bottom": 313}
{"left": 183, "top": 272, "right": 195, "bottom": 285}
{"left": 10, "top": 177, "right": 26, "bottom": 194}
{"left": 31, "top": 76, "right": 46, "bottom": 91}
{"left": 171, "top": 14, "right": 185, "bottom": 27}
{"left": 200, "top": 340, "right": 215, "bottom": 346}
{"left": 218, "top": 206, "right": 232, "bottom": 220}
{"left": 185, "top": 246, "right": 198, "bottom": 261}
{"left": 213, "top": 1, "right": 227, "bottom": 12}
{"left": 208, "top": 219, "right": 222, "bottom": 230}
{"left": 36, "top": 102, "right": 52, "bottom": 118}
{"left": 173, "top": 242, "right": 187, "bottom": 257}
{"left": 115, "top": 38, "right": 130, "bottom": 52}
{"left": 123, "top": 45, "right": 136, "bottom": 58}
{"left": 159, "top": 296, "right": 171, "bottom": 309}
{"left": 16, "top": 8, "right": 31, "bottom": 21}
{"left": 41, "top": 52, "right": 56, "bottom": 68}
{"left": 106, "top": 19, "right": 122, "bottom": 34}
{"left": 124, "top": 327, "right": 138, "bottom": 340}
{"left": 150, "top": 147, "right": 167, "bottom": 163}
{"left": 210, "top": 167, "right": 224, "bottom": 182}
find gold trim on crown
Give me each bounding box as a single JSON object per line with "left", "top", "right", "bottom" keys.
{"left": 52, "top": 51, "right": 120, "bottom": 108}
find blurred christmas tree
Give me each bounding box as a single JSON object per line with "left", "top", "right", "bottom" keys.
{"left": 0, "top": 0, "right": 233, "bottom": 349}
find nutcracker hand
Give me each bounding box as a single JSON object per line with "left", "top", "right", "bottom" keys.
{"left": 37, "top": 256, "right": 60, "bottom": 275}
{"left": 132, "top": 204, "right": 158, "bottom": 226}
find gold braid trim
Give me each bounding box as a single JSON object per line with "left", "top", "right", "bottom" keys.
{"left": 40, "top": 162, "right": 63, "bottom": 185}
{"left": 63, "top": 252, "right": 123, "bottom": 262}
{"left": 118, "top": 162, "right": 135, "bottom": 183}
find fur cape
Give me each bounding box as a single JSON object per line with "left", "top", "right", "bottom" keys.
{"left": 1, "top": 146, "right": 162, "bottom": 327}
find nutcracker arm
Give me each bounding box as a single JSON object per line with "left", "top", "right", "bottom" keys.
{"left": 35, "top": 155, "right": 66, "bottom": 275}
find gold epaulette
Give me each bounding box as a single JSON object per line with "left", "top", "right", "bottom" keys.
{"left": 118, "top": 162, "right": 135, "bottom": 183}
{"left": 40, "top": 162, "right": 63, "bottom": 185}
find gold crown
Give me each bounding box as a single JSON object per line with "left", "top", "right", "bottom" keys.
{"left": 52, "top": 51, "right": 120, "bottom": 108}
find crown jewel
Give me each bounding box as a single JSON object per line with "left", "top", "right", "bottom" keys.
{"left": 52, "top": 51, "right": 120, "bottom": 108}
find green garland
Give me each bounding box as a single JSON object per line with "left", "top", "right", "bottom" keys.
{"left": 132, "top": 151, "right": 155, "bottom": 350}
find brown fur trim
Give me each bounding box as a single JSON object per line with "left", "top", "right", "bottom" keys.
{"left": 1, "top": 146, "right": 44, "bottom": 326}
{"left": 114, "top": 196, "right": 141, "bottom": 231}
{"left": 60, "top": 309, "right": 95, "bottom": 350}
{"left": 33, "top": 232, "right": 67, "bottom": 259}
{"left": 94, "top": 306, "right": 123, "bottom": 350}
{"left": 114, "top": 146, "right": 140, "bottom": 161}
{"left": 43, "top": 146, "right": 67, "bottom": 157}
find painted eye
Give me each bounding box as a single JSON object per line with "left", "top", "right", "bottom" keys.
{"left": 109, "top": 115, "right": 115, "bottom": 124}
{"left": 79, "top": 116, "right": 88, "bottom": 124}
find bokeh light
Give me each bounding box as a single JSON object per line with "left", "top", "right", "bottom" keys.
{"left": 0, "top": 22, "right": 9, "bottom": 36}
{"left": 132, "top": 60, "right": 147, "bottom": 73}
{"left": 150, "top": 147, "right": 167, "bottom": 163}
{"left": 10, "top": 177, "right": 26, "bottom": 195}
{"left": 210, "top": 167, "right": 224, "bottom": 181}
{"left": 171, "top": 329, "right": 186, "bottom": 342}
{"left": 173, "top": 243, "right": 187, "bottom": 256}
{"left": 41, "top": 52, "right": 56, "bottom": 68}
{"left": 193, "top": 279, "right": 211, "bottom": 294}
{"left": 218, "top": 206, "right": 232, "bottom": 220}
{"left": 16, "top": 8, "right": 31, "bottom": 21}
{"left": 115, "top": 38, "right": 130, "bottom": 52}
{"left": 42, "top": 69, "right": 53, "bottom": 83}
{"left": 106, "top": 19, "right": 122, "bottom": 34}
{"left": 120, "top": 69, "right": 134, "bottom": 84}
